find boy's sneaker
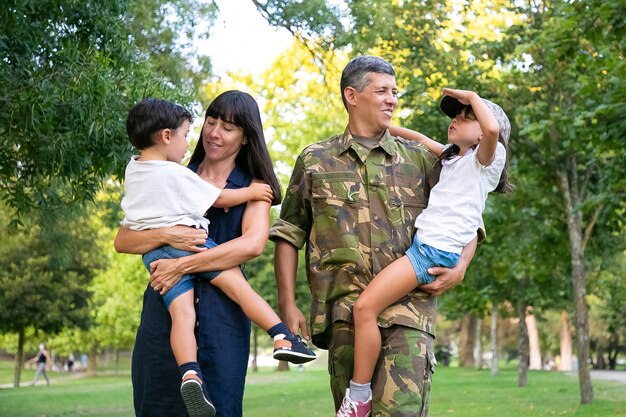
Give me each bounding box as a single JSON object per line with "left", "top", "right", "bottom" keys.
{"left": 180, "top": 373, "right": 216, "bottom": 417}
{"left": 335, "top": 388, "right": 372, "bottom": 417}
{"left": 272, "top": 334, "right": 317, "bottom": 364}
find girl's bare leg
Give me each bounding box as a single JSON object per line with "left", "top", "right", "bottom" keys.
{"left": 352, "top": 256, "right": 419, "bottom": 384}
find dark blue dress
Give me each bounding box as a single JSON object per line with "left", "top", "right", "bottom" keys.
{"left": 131, "top": 164, "right": 252, "bottom": 417}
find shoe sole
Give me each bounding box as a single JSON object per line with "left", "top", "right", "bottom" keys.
{"left": 273, "top": 349, "right": 317, "bottom": 364}
{"left": 180, "top": 379, "right": 216, "bottom": 417}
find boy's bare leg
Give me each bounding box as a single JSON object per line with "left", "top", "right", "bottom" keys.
{"left": 168, "top": 289, "right": 197, "bottom": 365}
{"left": 211, "top": 268, "right": 280, "bottom": 330}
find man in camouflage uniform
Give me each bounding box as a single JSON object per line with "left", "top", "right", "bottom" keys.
{"left": 269, "top": 55, "right": 478, "bottom": 416}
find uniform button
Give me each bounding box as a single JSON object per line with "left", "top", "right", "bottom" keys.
{"left": 374, "top": 247, "right": 380, "bottom": 253}
{"left": 195, "top": 321, "right": 199, "bottom": 327}
{"left": 373, "top": 215, "right": 379, "bottom": 221}
{"left": 195, "top": 298, "right": 199, "bottom": 304}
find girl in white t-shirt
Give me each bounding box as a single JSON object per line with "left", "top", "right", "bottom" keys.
{"left": 335, "top": 88, "right": 512, "bottom": 416}
{"left": 122, "top": 98, "right": 316, "bottom": 417}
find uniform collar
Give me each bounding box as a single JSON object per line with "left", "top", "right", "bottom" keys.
{"left": 339, "top": 128, "right": 398, "bottom": 159}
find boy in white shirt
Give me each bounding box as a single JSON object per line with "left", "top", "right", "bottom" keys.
{"left": 335, "top": 88, "right": 512, "bottom": 417}
{"left": 121, "top": 98, "right": 316, "bottom": 417}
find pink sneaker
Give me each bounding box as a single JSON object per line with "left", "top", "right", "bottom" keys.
{"left": 335, "top": 388, "right": 372, "bottom": 417}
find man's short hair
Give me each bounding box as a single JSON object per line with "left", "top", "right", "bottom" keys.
{"left": 340, "top": 55, "right": 396, "bottom": 109}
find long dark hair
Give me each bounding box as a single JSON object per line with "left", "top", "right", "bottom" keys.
{"left": 189, "top": 90, "right": 282, "bottom": 205}
{"left": 432, "top": 107, "right": 513, "bottom": 194}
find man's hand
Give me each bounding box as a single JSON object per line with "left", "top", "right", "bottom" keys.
{"left": 420, "top": 263, "right": 467, "bottom": 296}
{"left": 279, "top": 302, "right": 311, "bottom": 342}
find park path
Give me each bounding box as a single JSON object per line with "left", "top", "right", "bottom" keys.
{"left": 589, "top": 369, "right": 626, "bottom": 384}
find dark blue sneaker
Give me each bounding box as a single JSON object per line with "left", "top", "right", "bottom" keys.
{"left": 273, "top": 334, "right": 317, "bottom": 364}
{"left": 180, "top": 374, "right": 216, "bottom": 417}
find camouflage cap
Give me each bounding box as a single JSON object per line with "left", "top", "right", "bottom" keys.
{"left": 440, "top": 95, "right": 511, "bottom": 145}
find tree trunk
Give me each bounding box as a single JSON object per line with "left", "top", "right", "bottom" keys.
{"left": 491, "top": 305, "right": 499, "bottom": 376}
{"left": 608, "top": 334, "right": 619, "bottom": 370}
{"left": 517, "top": 301, "right": 529, "bottom": 387}
{"left": 526, "top": 311, "right": 542, "bottom": 370}
{"left": 556, "top": 160, "right": 593, "bottom": 403}
{"left": 474, "top": 317, "right": 483, "bottom": 369}
{"left": 13, "top": 327, "right": 25, "bottom": 388}
{"left": 558, "top": 311, "right": 573, "bottom": 371}
{"left": 459, "top": 314, "right": 477, "bottom": 367}
{"left": 277, "top": 361, "right": 290, "bottom": 371}
{"left": 115, "top": 347, "right": 120, "bottom": 376}
{"left": 87, "top": 344, "right": 98, "bottom": 376}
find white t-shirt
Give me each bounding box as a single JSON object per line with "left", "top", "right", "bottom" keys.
{"left": 121, "top": 156, "right": 222, "bottom": 231}
{"left": 415, "top": 142, "right": 506, "bottom": 253}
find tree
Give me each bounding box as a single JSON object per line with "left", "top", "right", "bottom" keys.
{"left": 510, "top": 0, "right": 626, "bottom": 402}
{"left": 0, "top": 0, "right": 217, "bottom": 222}
{"left": 0, "top": 203, "right": 101, "bottom": 387}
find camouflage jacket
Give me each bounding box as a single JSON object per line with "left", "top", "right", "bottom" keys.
{"left": 270, "top": 129, "right": 438, "bottom": 349}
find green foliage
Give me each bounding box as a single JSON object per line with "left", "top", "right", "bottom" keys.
{"left": 0, "top": 0, "right": 217, "bottom": 221}
{"left": 0, "top": 202, "right": 101, "bottom": 337}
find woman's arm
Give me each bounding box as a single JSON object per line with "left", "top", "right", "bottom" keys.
{"left": 149, "top": 199, "right": 271, "bottom": 294}
{"left": 114, "top": 225, "right": 208, "bottom": 255}
{"left": 389, "top": 125, "right": 445, "bottom": 156}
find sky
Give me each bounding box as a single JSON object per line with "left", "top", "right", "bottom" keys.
{"left": 202, "top": 0, "right": 293, "bottom": 76}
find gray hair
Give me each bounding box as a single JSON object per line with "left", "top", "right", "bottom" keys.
{"left": 340, "top": 55, "right": 395, "bottom": 109}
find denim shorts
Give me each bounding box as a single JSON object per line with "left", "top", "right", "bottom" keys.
{"left": 142, "top": 238, "right": 223, "bottom": 309}
{"left": 405, "top": 234, "right": 460, "bottom": 285}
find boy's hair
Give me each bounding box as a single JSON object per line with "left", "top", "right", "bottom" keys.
{"left": 340, "top": 55, "right": 395, "bottom": 110}
{"left": 126, "top": 98, "right": 193, "bottom": 150}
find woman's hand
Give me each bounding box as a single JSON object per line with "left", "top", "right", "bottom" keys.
{"left": 149, "top": 258, "right": 184, "bottom": 295}
{"left": 162, "top": 226, "right": 208, "bottom": 252}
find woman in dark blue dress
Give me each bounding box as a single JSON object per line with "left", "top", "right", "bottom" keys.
{"left": 115, "top": 90, "right": 281, "bottom": 417}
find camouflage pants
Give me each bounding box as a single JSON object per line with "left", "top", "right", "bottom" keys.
{"left": 327, "top": 321, "right": 436, "bottom": 417}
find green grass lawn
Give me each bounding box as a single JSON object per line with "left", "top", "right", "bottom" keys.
{"left": 0, "top": 363, "right": 624, "bottom": 416}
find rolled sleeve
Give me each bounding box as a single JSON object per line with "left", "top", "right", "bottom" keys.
{"left": 269, "top": 218, "right": 308, "bottom": 249}
{"left": 269, "top": 155, "right": 311, "bottom": 249}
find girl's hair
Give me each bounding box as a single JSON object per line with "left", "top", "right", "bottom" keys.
{"left": 432, "top": 106, "right": 513, "bottom": 194}
{"left": 189, "top": 90, "right": 282, "bottom": 205}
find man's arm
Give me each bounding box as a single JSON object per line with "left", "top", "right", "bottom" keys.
{"left": 420, "top": 235, "right": 478, "bottom": 296}
{"left": 274, "top": 239, "right": 310, "bottom": 340}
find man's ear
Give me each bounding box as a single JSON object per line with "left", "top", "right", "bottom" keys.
{"left": 344, "top": 87, "right": 358, "bottom": 107}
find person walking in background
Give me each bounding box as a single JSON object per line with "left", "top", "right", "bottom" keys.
{"left": 28, "top": 343, "right": 51, "bottom": 386}
{"left": 67, "top": 353, "right": 75, "bottom": 373}
{"left": 270, "top": 55, "right": 479, "bottom": 416}
{"left": 336, "top": 88, "right": 512, "bottom": 416}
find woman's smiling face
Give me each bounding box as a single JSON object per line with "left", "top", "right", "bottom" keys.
{"left": 201, "top": 116, "right": 245, "bottom": 163}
